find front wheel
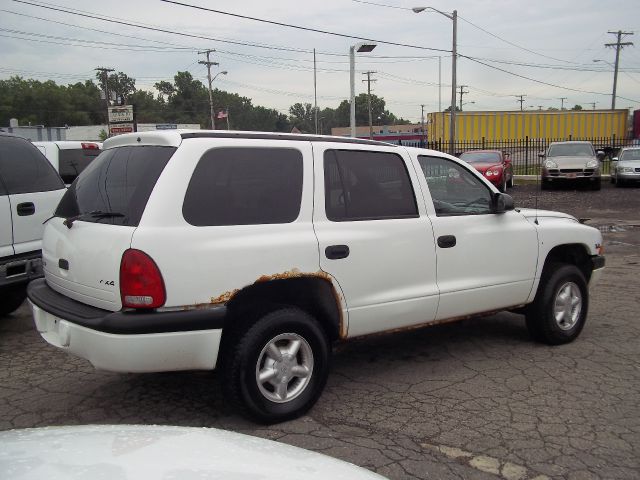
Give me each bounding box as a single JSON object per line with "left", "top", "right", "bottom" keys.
{"left": 525, "top": 264, "right": 588, "bottom": 345}
{"left": 222, "top": 307, "right": 330, "bottom": 423}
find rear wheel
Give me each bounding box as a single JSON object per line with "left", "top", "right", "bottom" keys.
{"left": 0, "top": 285, "right": 27, "bottom": 317}
{"left": 222, "top": 307, "right": 330, "bottom": 423}
{"left": 525, "top": 263, "right": 588, "bottom": 345}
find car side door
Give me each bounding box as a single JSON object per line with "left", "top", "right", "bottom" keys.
{"left": 0, "top": 137, "right": 65, "bottom": 255}
{"left": 312, "top": 143, "right": 439, "bottom": 338}
{"left": 411, "top": 152, "right": 538, "bottom": 320}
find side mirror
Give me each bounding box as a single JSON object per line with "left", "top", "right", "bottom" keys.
{"left": 503, "top": 153, "right": 512, "bottom": 164}
{"left": 493, "top": 192, "right": 514, "bottom": 214}
{"left": 596, "top": 151, "right": 605, "bottom": 160}
{"left": 612, "top": 157, "right": 618, "bottom": 162}
{"left": 538, "top": 152, "right": 545, "bottom": 158}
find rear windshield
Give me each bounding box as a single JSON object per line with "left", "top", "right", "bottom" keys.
{"left": 55, "top": 146, "right": 175, "bottom": 227}
{"left": 59, "top": 147, "right": 101, "bottom": 184}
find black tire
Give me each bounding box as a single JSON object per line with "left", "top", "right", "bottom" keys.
{"left": 498, "top": 176, "right": 507, "bottom": 193}
{"left": 541, "top": 179, "right": 550, "bottom": 190}
{"left": 590, "top": 178, "right": 601, "bottom": 191}
{"left": 525, "top": 263, "right": 588, "bottom": 345}
{"left": 507, "top": 174, "right": 514, "bottom": 188}
{"left": 222, "top": 307, "right": 330, "bottom": 423}
{"left": 615, "top": 178, "right": 624, "bottom": 188}
{"left": 610, "top": 175, "right": 615, "bottom": 184}
{"left": 0, "top": 285, "right": 27, "bottom": 317}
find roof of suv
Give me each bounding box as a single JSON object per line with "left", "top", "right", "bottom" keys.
{"left": 102, "top": 130, "right": 398, "bottom": 150}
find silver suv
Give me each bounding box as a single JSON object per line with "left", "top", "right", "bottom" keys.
{"left": 540, "top": 141, "right": 603, "bottom": 190}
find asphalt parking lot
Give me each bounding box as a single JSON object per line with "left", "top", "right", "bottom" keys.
{"left": 1, "top": 181, "right": 639, "bottom": 480}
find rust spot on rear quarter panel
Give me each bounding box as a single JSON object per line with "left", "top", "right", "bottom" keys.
{"left": 207, "top": 269, "right": 346, "bottom": 338}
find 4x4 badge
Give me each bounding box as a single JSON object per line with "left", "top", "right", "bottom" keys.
{"left": 99, "top": 280, "right": 115, "bottom": 286}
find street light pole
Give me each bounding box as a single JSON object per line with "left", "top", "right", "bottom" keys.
{"left": 350, "top": 42, "right": 377, "bottom": 137}
{"left": 413, "top": 7, "right": 457, "bottom": 155}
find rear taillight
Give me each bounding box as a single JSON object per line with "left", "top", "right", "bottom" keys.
{"left": 120, "top": 249, "right": 166, "bottom": 309}
{"left": 81, "top": 142, "right": 99, "bottom": 150}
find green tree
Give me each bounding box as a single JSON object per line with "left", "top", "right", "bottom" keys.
{"left": 288, "top": 102, "right": 316, "bottom": 133}
{"left": 571, "top": 104, "right": 583, "bottom": 111}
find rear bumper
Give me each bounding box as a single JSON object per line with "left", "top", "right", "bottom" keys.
{"left": 0, "top": 251, "right": 43, "bottom": 288}
{"left": 27, "top": 279, "right": 226, "bottom": 372}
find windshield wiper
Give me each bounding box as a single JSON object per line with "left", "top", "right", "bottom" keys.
{"left": 63, "top": 210, "right": 125, "bottom": 229}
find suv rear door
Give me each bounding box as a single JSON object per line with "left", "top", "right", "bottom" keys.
{"left": 312, "top": 143, "right": 439, "bottom": 338}
{"left": 0, "top": 136, "right": 65, "bottom": 255}
{"left": 44, "top": 145, "right": 175, "bottom": 311}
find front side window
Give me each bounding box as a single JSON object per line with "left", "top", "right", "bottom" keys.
{"left": 0, "top": 137, "right": 64, "bottom": 194}
{"left": 183, "top": 147, "right": 304, "bottom": 226}
{"left": 324, "top": 149, "right": 418, "bottom": 222}
{"left": 418, "top": 155, "right": 493, "bottom": 216}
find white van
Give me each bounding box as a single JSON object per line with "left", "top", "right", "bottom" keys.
{"left": 33, "top": 141, "right": 102, "bottom": 185}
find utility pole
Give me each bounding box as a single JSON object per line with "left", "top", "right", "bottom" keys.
{"left": 515, "top": 94, "right": 526, "bottom": 111}
{"left": 95, "top": 67, "right": 114, "bottom": 124}
{"left": 605, "top": 31, "right": 633, "bottom": 109}
{"left": 420, "top": 104, "right": 426, "bottom": 146}
{"left": 362, "top": 71, "right": 377, "bottom": 140}
{"left": 589, "top": 102, "right": 597, "bottom": 110}
{"left": 198, "top": 49, "right": 218, "bottom": 129}
{"left": 314, "top": 48, "right": 318, "bottom": 134}
{"left": 559, "top": 97, "right": 567, "bottom": 110}
{"left": 458, "top": 85, "right": 468, "bottom": 111}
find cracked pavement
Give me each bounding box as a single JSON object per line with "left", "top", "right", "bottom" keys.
{"left": 1, "top": 182, "right": 639, "bottom": 479}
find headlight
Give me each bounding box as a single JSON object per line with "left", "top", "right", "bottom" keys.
{"left": 619, "top": 167, "right": 634, "bottom": 173}
{"left": 585, "top": 159, "right": 598, "bottom": 168}
{"left": 545, "top": 160, "right": 558, "bottom": 169}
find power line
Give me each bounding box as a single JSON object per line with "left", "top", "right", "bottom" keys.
{"left": 460, "top": 54, "right": 640, "bottom": 103}
{"left": 158, "top": 0, "right": 450, "bottom": 53}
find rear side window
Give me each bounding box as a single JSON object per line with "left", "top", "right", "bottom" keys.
{"left": 183, "top": 147, "right": 303, "bottom": 226}
{"left": 0, "top": 136, "right": 64, "bottom": 194}
{"left": 59, "top": 147, "right": 100, "bottom": 184}
{"left": 55, "top": 146, "right": 175, "bottom": 227}
{"left": 324, "top": 149, "right": 418, "bottom": 221}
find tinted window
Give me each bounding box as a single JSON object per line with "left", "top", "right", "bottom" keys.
{"left": 419, "top": 155, "right": 492, "bottom": 216}
{"left": 324, "top": 150, "right": 418, "bottom": 221}
{"left": 183, "top": 147, "right": 303, "bottom": 226}
{"left": 460, "top": 152, "right": 501, "bottom": 164}
{"left": 620, "top": 149, "right": 640, "bottom": 161}
{"left": 59, "top": 148, "right": 100, "bottom": 184}
{"left": 547, "top": 143, "right": 594, "bottom": 157}
{"left": 55, "top": 146, "right": 175, "bottom": 227}
{"left": 0, "top": 136, "right": 64, "bottom": 194}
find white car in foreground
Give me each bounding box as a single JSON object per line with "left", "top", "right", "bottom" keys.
{"left": 28, "top": 130, "right": 605, "bottom": 423}
{"left": 0, "top": 425, "right": 387, "bottom": 480}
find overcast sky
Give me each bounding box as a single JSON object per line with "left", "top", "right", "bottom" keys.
{"left": 2, "top": 0, "right": 639, "bottom": 123}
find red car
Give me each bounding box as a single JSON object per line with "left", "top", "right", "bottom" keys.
{"left": 459, "top": 150, "right": 514, "bottom": 192}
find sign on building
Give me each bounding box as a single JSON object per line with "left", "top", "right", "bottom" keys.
{"left": 109, "top": 123, "right": 134, "bottom": 136}
{"left": 108, "top": 106, "right": 134, "bottom": 123}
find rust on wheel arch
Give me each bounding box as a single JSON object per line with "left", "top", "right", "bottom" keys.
{"left": 206, "top": 269, "right": 346, "bottom": 338}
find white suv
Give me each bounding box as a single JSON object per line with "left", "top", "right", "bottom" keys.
{"left": 1, "top": 132, "right": 66, "bottom": 317}
{"left": 28, "top": 130, "right": 605, "bottom": 423}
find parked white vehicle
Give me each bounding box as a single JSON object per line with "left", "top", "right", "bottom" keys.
{"left": 33, "top": 140, "right": 101, "bottom": 184}
{"left": 611, "top": 146, "right": 640, "bottom": 186}
{"left": 0, "top": 425, "right": 387, "bottom": 480}
{"left": 28, "top": 130, "right": 605, "bottom": 423}
{"left": 0, "top": 132, "right": 66, "bottom": 316}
